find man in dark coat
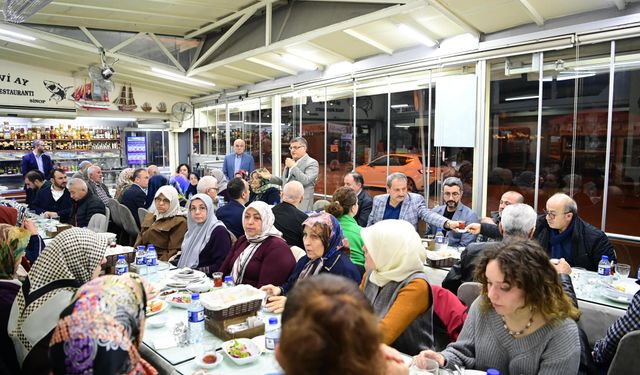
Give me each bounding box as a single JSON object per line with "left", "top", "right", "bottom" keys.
{"left": 30, "top": 168, "right": 72, "bottom": 221}
{"left": 217, "top": 177, "right": 250, "bottom": 239}
{"left": 67, "top": 178, "right": 106, "bottom": 228}
{"left": 121, "top": 168, "right": 149, "bottom": 228}
{"left": 343, "top": 171, "right": 372, "bottom": 227}
{"left": 272, "top": 181, "right": 308, "bottom": 249}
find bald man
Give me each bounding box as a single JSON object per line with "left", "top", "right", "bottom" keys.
{"left": 470, "top": 190, "right": 524, "bottom": 241}
{"left": 222, "top": 139, "right": 255, "bottom": 181}
{"left": 272, "top": 181, "right": 308, "bottom": 248}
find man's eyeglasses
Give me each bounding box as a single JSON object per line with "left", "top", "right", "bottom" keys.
{"left": 289, "top": 145, "right": 305, "bottom": 151}
{"left": 206, "top": 187, "right": 218, "bottom": 194}
{"left": 544, "top": 209, "right": 570, "bottom": 219}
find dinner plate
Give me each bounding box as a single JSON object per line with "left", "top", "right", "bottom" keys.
{"left": 168, "top": 268, "right": 206, "bottom": 281}
{"left": 145, "top": 299, "right": 168, "bottom": 316}
{"left": 165, "top": 292, "right": 193, "bottom": 309}
{"left": 602, "top": 288, "right": 634, "bottom": 304}
{"left": 455, "top": 228, "right": 469, "bottom": 233}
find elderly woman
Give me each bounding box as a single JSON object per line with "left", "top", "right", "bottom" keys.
{"left": 414, "top": 240, "right": 581, "bottom": 374}
{"left": 219, "top": 201, "right": 295, "bottom": 288}
{"left": 115, "top": 167, "right": 135, "bottom": 202}
{"left": 0, "top": 225, "right": 31, "bottom": 374}
{"left": 135, "top": 185, "right": 187, "bottom": 261}
{"left": 8, "top": 228, "right": 108, "bottom": 375}
{"left": 261, "top": 212, "right": 361, "bottom": 313}
{"left": 326, "top": 186, "right": 365, "bottom": 276}
{"left": 49, "top": 273, "right": 157, "bottom": 375}
{"left": 277, "top": 274, "right": 409, "bottom": 375}
{"left": 177, "top": 194, "right": 232, "bottom": 274}
{"left": 249, "top": 168, "right": 281, "bottom": 205}
{"left": 359, "top": 220, "right": 437, "bottom": 355}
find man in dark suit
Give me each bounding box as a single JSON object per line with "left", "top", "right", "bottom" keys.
{"left": 217, "top": 177, "right": 250, "bottom": 239}
{"left": 121, "top": 168, "right": 149, "bottom": 228}
{"left": 31, "top": 168, "right": 72, "bottom": 221}
{"left": 343, "top": 171, "right": 372, "bottom": 227}
{"left": 67, "top": 178, "right": 106, "bottom": 228}
{"left": 222, "top": 139, "right": 255, "bottom": 181}
{"left": 273, "top": 181, "right": 308, "bottom": 248}
{"left": 21, "top": 139, "right": 53, "bottom": 177}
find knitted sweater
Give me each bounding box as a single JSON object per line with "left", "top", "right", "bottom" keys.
{"left": 441, "top": 298, "right": 581, "bottom": 375}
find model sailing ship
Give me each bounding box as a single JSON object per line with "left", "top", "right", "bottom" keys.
{"left": 71, "top": 81, "right": 110, "bottom": 110}
{"left": 113, "top": 84, "right": 138, "bottom": 111}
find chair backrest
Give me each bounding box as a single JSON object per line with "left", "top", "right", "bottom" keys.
{"left": 290, "top": 245, "right": 306, "bottom": 261}
{"left": 106, "top": 198, "right": 122, "bottom": 227}
{"left": 87, "top": 213, "right": 108, "bottom": 233}
{"left": 607, "top": 330, "right": 640, "bottom": 374}
{"left": 138, "top": 207, "right": 151, "bottom": 226}
{"left": 457, "top": 281, "right": 482, "bottom": 307}
{"left": 104, "top": 206, "right": 110, "bottom": 224}
{"left": 118, "top": 203, "right": 140, "bottom": 238}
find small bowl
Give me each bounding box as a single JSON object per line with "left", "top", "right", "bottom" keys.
{"left": 195, "top": 352, "right": 223, "bottom": 369}
{"left": 222, "top": 338, "right": 261, "bottom": 365}
{"left": 146, "top": 315, "right": 167, "bottom": 328}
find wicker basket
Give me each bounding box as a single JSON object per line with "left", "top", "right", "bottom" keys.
{"left": 426, "top": 257, "right": 458, "bottom": 268}
{"left": 205, "top": 312, "right": 265, "bottom": 341}
{"left": 204, "top": 298, "right": 263, "bottom": 321}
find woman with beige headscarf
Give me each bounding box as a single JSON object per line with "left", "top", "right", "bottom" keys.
{"left": 134, "top": 185, "right": 187, "bottom": 261}
{"left": 360, "top": 219, "right": 434, "bottom": 356}
{"left": 115, "top": 167, "right": 135, "bottom": 202}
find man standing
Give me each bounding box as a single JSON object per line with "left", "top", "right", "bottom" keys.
{"left": 223, "top": 139, "right": 255, "bottom": 181}
{"left": 67, "top": 178, "right": 106, "bottom": 228}
{"left": 21, "top": 139, "right": 53, "bottom": 178}
{"left": 86, "top": 166, "right": 112, "bottom": 205}
{"left": 367, "top": 172, "right": 460, "bottom": 232}
{"left": 344, "top": 171, "right": 372, "bottom": 227}
{"left": 216, "top": 177, "right": 250, "bottom": 239}
{"left": 121, "top": 168, "right": 149, "bottom": 228}
{"left": 262, "top": 137, "right": 319, "bottom": 212}
{"left": 272, "top": 181, "right": 308, "bottom": 248}
{"left": 534, "top": 192, "right": 616, "bottom": 271}
{"left": 24, "top": 170, "right": 49, "bottom": 205}
{"left": 30, "top": 168, "right": 72, "bottom": 221}
{"left": 425, "top": 177, "right": 479, "bottom": 247}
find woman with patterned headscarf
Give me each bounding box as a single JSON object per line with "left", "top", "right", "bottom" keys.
{"left": 219, "top": 201, "right": 295, "bottom": 288}
{"left": 134, "top": 185, "right": 187, "bottom": 261}
{"left": 248, "top": 168, "right": 281, "bottom": 205}
{"left": 8, "top": 228, "right": 108, "bottom": 375}
{"left": 0, "top": 224, "right": 31, "bottom": 374}
{"left": 261, "top": 211, "right": 361, "bottom": 313}
{"left": 49, "top": 273, "right": 157, "bottom": 375}
{"left": 115, "top": 167, "right": 135, "bottom": 202}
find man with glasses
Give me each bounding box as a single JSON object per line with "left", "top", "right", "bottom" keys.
{"left": 260, "top": 137, "right": 318, "bottom": 212}
{"left": 197, "top": 175, "right": 219, "bottom": 208}
{"left": 534, "top": 192, "right": 615, "bottom": 271}
{"left": 425, "top": 177, "right": 479, "bottom": 246}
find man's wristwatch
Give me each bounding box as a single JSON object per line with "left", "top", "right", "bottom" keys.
{"left": 444, "top": 220, "right": 450, "bottom": 230}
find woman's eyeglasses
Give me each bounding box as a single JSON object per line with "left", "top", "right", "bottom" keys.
{"left": 154, "top": 197, "right": 170, "bottom": 204}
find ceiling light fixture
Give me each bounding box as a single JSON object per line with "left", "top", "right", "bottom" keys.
{"left": 0, "top": 28, "right": 36, "bottom": 41}
{"left": 390, "top": 104, "right": 409, "bottom": 108}
{"left": 76, "top": 117, "right": 136, "bottom": 122}
{"left": 397, "top": 24, "right": 436, "bottom": 47}
{"left": 151, "top": 67, "right": 216, "bottom": 87}
{"left": 281, "top": 53, "right": 319, "bottom": 71}
{"left": 504, "top": 95, "right": 539, "bottom": 102}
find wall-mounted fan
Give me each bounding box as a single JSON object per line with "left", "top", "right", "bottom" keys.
{"left": 172, "top": 102, "right": 194, "bottom": 123}
{"left": 88, "top": 47, "right": 118, "bottom": 92}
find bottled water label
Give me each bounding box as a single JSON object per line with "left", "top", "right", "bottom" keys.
{"left": 146, "top": 256, "right": 157, "bottom": 267}
{"left": 188, "top": 310, "right": 204, "bottom": 323}
{"left": 135, "top": 254, "right": 146, "bottom": 265}
{"left": 265, "top": 336, "right": 279, "bottom": 350}
{"left": 598, "top": 265, "right": 611, "bottom": 276}
{"left": 115, "top": 264, "right": 128, "bottom": 275}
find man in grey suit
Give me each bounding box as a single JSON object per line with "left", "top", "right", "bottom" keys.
{"left": 261, "top": 137, "right": 318, "bottom": 212}
{"left": 367, "top": 172, "right": 462, "bottom": 232}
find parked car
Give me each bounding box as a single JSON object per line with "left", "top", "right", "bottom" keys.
{"left": 355, "top": 153, "right": 440, "bottom": 192}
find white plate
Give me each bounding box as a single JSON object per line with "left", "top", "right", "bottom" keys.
{"left": 145, "top": 299, "right": 168, "bottom": 316}
{"left": 165, "top": 292, "right": 193, "bottom": 309}
{"left": 146, "top": 315, "right": 167, "bottom": 328}
{"left": 455, "top": 228, "right": 469, "bottom": 233}
{"left": 222, "top": 338, "right": 261, "bottom": 365}
{"left": 195, "top": 352, "right": 223, "bottom": 369}
{"left": 187, "top": 279, "right": 214, "bottom": 293}
{"left": 602, "top": 288, "right": 634, "bottom": 304}
{"left": 169, "top": 268, "right": 206, "bottom": 281}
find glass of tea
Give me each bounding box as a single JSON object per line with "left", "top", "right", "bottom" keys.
{"left": 212, "top": 272, "right": 223, "bottom": 288}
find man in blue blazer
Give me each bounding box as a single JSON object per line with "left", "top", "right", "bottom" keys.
{"left": 223, "top": 139, "right": 255, "bottom": 181}
{"left": 425, "top": 177, "right": 479, "bottom": 246}
{"left": 21, "top": 140, "right": 53, "bottom": 178}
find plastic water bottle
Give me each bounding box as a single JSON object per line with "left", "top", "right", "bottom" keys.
{"left": 115, "top": 255, "right": 128, "bottom": 275}
{"left": 146, "top": 244, "right": 158, "bottom": 275}
{"left": 486, "top": 369, "right": 500, "bottom": 375}
{"left": 188, "top": 293, "right": 205, "bottom": 344}
{"left": 135, "top": 246, "right": 147, "bottom": 275}
{"left": 223, "top": 276, "right": 235, "bottom": 288}
{"left": 598, "top": 255, "right": 611, "bottom": 282}
{"left": 218, "top": 196, "right": 225, "bottom": 208}
{"left": 435, "top": 228, "right": 445, "bottom": 249}
{"left": 264, "top": 317, "right": 280, "bottom": 350}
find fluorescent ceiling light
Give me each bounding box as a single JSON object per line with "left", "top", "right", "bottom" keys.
{"left": 556, "top": 72, "right": 596, "bottom": 81}
{"left": 0, "top": 28, "right": 36, "bottom": 41}
{"left": 439, "top": 33, "right": 478, "bottom": 53}
{"left": 76, "top": 117, "right": 136, "bottom": 122}
{"left": 391, "top": 104, "right": 409, "bottom": 108}
{"left": 505, "top": 95, "right": 539, "bottom": 102}
{"left": 397, "top": 24, "right": 436, "bottom": 47}
{"left": 281, "top": 53, "right": 319, "bottom": 71}
{"left": 151, "top": 67, "right": 216, "bottom": 87}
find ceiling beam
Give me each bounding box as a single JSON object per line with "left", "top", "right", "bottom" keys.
{"left": 303, "top": 41, "right": 355, "bottom": 63}
{"left": 188, "top": 1, "right": 424, "bottom": 76}
{"left": 115, "top": 72, "right": 207, "bottom": 96}
{"left": 110, "top": 32, "right": 145, "bottom": 53}
{"left": 301, "top": 0, "right": 408, "bottom": 3}
{"left": 185, "top": 0, "right": 278, "bottom": 39}
{"left": 189, "top": 9, "right": 255, "bottom": 72}
{"left": 50, "top": 1, "right": 215, "bottom": 23}
{"left": 247, "top": 57, "right": 298, "bottom": 75}
{"left": 343, "top": 29, "right": 393, "bottom": 54}
{"left": 266, "top": 1, "right": 272, "bottom": 46}
{"left": 35, "top": 12, "right": 188, "bottom": 34}
{"left": 517, "top": 0, "right": 544, "bottom": 26}
{"left": 149, "top": 32, "right": 185, "bottom": 72}
{"left": 0, "top": 45, "right": 86, "bottom": 69}
{"left": 79, "top": 27, "right": 103, "bottom": 49}
{"left": 610, "top": 0, "right": 626, "bottom": 10}
{"left": 223, "top": 64, "right": 275, "bottom": 80}
{"left": 425, "top": 0, "right": 480, "bottom": 38}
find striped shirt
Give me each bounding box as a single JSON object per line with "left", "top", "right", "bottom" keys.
{"left": 593, "top": 289, "right": 640, "bottom": 365}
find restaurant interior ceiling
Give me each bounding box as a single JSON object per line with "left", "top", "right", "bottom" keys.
{"left": 1, "top": 0, "right": 639, "bottom": 100}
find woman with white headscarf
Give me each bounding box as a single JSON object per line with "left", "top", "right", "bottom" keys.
{"left": 134, "top": 185, "right": 187, "bottom": 261}
{"left": 360, "top": 219, "right": 434, "bottom": 356}
{"left": 177, "top": 194, "right": 232, "bottom": 274}
{"left": 219, "top": 201, "right": 295, "bottom": 288}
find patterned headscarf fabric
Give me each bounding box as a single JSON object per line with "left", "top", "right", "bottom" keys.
{"left": 9, "top": 228, "right": 108, "bottom": 362}
{"left": 210, "top": 169, "right": 228, "bottom": 192}
{"left": 145, "top": 175, "right": 168, "bottom": 209}
{"left": 298, "top": 212, "right": 346, "bottom": 280}
{"left": 49, "top": 273, "right": 157, "bottom": 375}
{"left": 360, "top": 219, "right": 426, "bottom": 287}
{"left": 117, "top": 168, "right": 135, "bottom": 193}
{"left": 250, "top": 168, "right": 281, "bottom": 195}
{"left": 153, "top": 186, "right": 182, "bottom": 220}
{"left": 178, "top": 194, "right": 225, "bottom": 268}
{"left": 0, "top": 224, "right": 31, "bottom": 279}
{"left": 231, "top": 201, "right": 283, "bottom": 283}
